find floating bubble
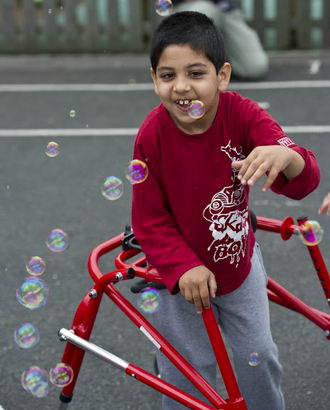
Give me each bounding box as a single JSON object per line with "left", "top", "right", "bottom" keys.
{"left": 46, "top": 229, "right": 69, "bottom": 252}
{"left": 26, "top": 256, "right": 46, "bottom": 276}
{"left": 300, "top": 220, "right": 323, "bottom": 246}
{"left": 45, "top": 141, "right": 59, "bottom": 157}
{"left": 16, "top": 277, "right": 49, "bottom": 310}
{"left": 21, "top": 366, "right": 49, "bottom": 398}
{"left": 69, "top": 109, "right": 76, "bottom": 118}
{"left": 101, "top": 176, "right": 124, "bottom": 200}
{"left": 155, "top": 0, "right": 173, "bottom": 16}
{"left": 126, "top": 160, "right": 149, "bottom": 184}
{"left": 137, "top": 288, "right": 160, "bottom": 314}
{"left": 188, "top": 100, "right": 205, "bottom": 119}
{"left": 248, "top": 352, "right": 260, "bottom": 367}
{"left": 49, "top": 363, "right": 74, "bottom": 387}
{"left": 14, "top": 323, "right": 40, "bottom": 349}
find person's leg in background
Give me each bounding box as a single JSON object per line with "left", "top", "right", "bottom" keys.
{"left": 174, "top": 0, "right": 269, "bottom": 79}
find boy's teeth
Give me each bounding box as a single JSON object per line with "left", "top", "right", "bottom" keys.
{"left": 178, "top": 99, "right": 191, "bottom": 105}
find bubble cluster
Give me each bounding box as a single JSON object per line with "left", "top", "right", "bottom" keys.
{"left": 155, "top": 0, "right": 173, "bottom": 16}
{"left": 14, "top": 323, "right": 40, "bottom": 349}
{"left": 46, "top": 229, "right": 69, "bottom": 252}
{"left": 101, "top": 176, "right": 124, "bottom": 200}
{"left": 248, "top": 352, "right": 260, "bottom": 367}
{"left": 137, "top": 288, "right": 160, "bottom": 314}
{"left": 126, "top": 160, "right": 149, "bottom": 184}
{"left": 69, "top": 109, "right": 76, "bottom": 118}
{"left": 49, "top": 363, "right": 74, "bottom": 387}
{"left": 21, "top": 366, "right": 49, "bottom": 398}
{"left": 26, "top": 256, "right": 46, "bottom": 276}
{"left": 300, "top": 220, "right": 323, "bottom": 246}
{"left": 45, "top": 141, "right": 60, "bottom": 157}
{"left": 16, "top": 277, "right": 49, "bottom": 310}
{"left": 188, "top": 100, "right": 205, "bottom": 119}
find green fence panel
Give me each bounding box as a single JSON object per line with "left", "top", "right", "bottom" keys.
{"left": 296, "top": 0, "right": 330, "bottom": 48}
{"left": 0, "top": 0, "right": 329, "bottom": 53}
{"left": 0, "top": 0, "right": 146, "bottom": 53}
{"left": 241, "top": 0, "right": 292, "bottom": 50}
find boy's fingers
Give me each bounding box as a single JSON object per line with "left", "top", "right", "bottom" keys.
{"left": 231, "top": 160, "right": 243, "bottom": 169}
{"left": 199, "top": 283, "right": 210, "bottom": 310}
{"left": 208, "top": 275, "right": 217, "bottom": 298}
{"left": 244, "top": 163, "right": 268, "bottom": 186}
{"left": 261, "top": 167, "right": 279, "bottom": 191}
{"left": 192, "top": 291, "right": 204, "bottom": 313}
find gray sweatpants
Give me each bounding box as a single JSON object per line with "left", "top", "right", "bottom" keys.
{"left": 152, "top": 244, "right": 285, "bottom": 410}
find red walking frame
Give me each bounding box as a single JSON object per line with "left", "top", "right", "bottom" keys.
{"left": 57, "top": 215, "right": 330, "bottom": 409}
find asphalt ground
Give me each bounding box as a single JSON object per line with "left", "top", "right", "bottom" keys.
{"left": 0, "top": 51, "right": 330, "bottom": 410}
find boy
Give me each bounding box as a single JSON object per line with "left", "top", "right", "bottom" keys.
{"left": 131, "top": 11, "right": 320, "bottom": 410}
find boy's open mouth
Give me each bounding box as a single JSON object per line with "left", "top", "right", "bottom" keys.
{"left": 174, "top": 99, "right": 193, "bottom": 112}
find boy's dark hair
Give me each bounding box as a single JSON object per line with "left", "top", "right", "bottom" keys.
{"left": 150, "top": 11, "right": 226, "bottom": 73}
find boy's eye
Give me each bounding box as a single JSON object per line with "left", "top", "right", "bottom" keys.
{"left": 190, "top": 71, "right": 204, "bottom": 78}
{"left": 159, "top": 73, "right": 174, "bottom": 80}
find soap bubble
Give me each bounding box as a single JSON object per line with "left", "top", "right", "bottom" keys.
{"left": 126, "top": 160, "right": 149, "bottom": 184}
{"left": 49, "top": 363, "right": 74, "bottom": 387}
{"left": 188, "top": 100, "right": 205, "bottom": 119}
{"left": 248, "top": 352, "right": 260, "bottom": 367}
{"left": 300, "top": 220, "right": 323, "bottom": 246}
{"left": 26, "top": 256, "right": 46, "bottom": 276}
{"left": 101, "top": 176, "right": 124, "bottom": 200}
{"left": 155, "top": 0, "right": 173, "bottom": 16}
{"left": 16, "top": 277, "right": 49, "bottom": 310}
{"left": 137, "top": 288, "right": 160, "bottom": 314}
{"left": 14, "top": 323, "right": 40, "bottom": 349}
{"left": 46, "top": 229, "right": 69, "bottom": 252}
{"left": 21, "top": 366, "right": 49, "bottom": 398}
{"left": 45, "top": 142, "right": 60, "bottom": 157}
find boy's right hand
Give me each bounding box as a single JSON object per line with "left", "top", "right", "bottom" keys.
{"left": 319, "top": 192, "right": 330, "bottom": 215}
{"left": 178, "top": 266, "right": 217, "bottom": 313}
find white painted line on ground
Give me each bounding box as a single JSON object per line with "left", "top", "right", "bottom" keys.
{"left": 0, "top": 126, "right": 329, "bottom": 137}
{"left": 257, "top": 101, "right": 270, "bottom": 109}
{"left": 0, "top": 128, "right": 139, "bottom": 137}
{"left": 0, "top": 405, "right": 6, "bottom": 410}
{"left": 309, "top": 59, "right": 321, "bottom": 75}
{"left": 283, "top": 125, "right": 330, "bottom": 133}
{"left": 1, "top": 80, "right": 330, "bottom": 92}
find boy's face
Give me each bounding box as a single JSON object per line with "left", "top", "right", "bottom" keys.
{"left": 151, "top": 44, "right": 231, "bottom": 134}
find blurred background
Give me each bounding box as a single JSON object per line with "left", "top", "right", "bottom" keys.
{"left": 0, "top": 0, "right": 329, "bottom": 53}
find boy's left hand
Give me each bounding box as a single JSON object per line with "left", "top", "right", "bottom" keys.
{"left": 231, "top": 145, "right": 304, "bottom": 192}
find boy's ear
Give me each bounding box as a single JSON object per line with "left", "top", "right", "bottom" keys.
{"left": 217, "top": 63, "right": 232, "bottom": 92}
{"left": 150, "top": 67, "right": 159, "bottom": 96}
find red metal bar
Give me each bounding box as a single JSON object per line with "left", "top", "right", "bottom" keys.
{"left": 267, "top": 278, "right": 330, "bottom": 331}
{"left": 126, "top": 364, "right": 217, "bottom": 410}
{"left": 104, "top": 283, "right": 227, "bottom": 408}
{"left": 202, "top": 308, "right": 248, "bottom": 409}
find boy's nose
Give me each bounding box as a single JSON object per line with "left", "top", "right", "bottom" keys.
{"left": 173, "top": 77, "right": 191, "bottom": 93}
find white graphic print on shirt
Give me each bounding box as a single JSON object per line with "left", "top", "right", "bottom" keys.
{"left": 202, "top": 141, "right": 249, "bottom": 266}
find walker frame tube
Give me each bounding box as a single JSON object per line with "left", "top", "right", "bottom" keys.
{"left": 58, "top": 215, "right": 330, "bottom": 408}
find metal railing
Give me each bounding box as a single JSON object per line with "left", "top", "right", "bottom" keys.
{"left": 0, "top": 0, "right": 329, "bottom": 53}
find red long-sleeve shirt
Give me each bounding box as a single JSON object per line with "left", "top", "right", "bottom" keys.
{"left": 132, "top": 91, "right": 320, "bottom": 295}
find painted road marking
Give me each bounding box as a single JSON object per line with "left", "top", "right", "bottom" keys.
{"left": 309, "top": 59, "right": 321, "bottom": 75}
{"left": 1, "top": 80, "right": 330, "bottom": 92}
{"left": 257, "top": 101, "right": 270, "bottom": 109}
{"left": 0, "top": 125, "right": 329, "bottom": 137}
